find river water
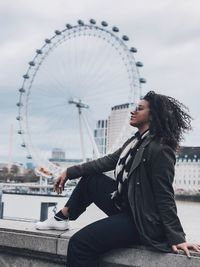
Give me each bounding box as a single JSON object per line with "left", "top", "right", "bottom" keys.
{"left": 1, "top": 193, "right": 200, "bottom": 243}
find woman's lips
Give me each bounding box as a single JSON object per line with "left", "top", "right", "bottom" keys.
{"left": 130, "top": 116, "right": 136, "bottom": 120}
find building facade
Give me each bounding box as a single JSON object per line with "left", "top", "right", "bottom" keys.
{"left": 51, "top": 148, "right": 65, "bottom": 160}
{"left": 49, "top": 158, "right": 83, "bottom": 169}
{"left": 94, "top": 119, "right": 108, "bottom": 156}
{"left": 106, "top": 103, "right": 135, "bottom": 153}
{"left": 174, "top": 147, "right": 200, "bottom": 193}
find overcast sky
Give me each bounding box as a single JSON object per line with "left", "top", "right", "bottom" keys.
{"left": 0, "top": 0, "right": 200, "bottom": 165}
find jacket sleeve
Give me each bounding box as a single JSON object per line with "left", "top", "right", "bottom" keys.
{"left": 67, "top": 147, "right": 122, "bottom": 180}
{"left": 150, "top": 145, "right": 186, "bottom": 246}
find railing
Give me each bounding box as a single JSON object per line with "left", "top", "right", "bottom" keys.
{"left": 0, "top": 185, "right": 57, "bottom": 221}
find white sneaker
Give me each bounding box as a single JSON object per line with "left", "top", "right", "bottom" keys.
{"left": 35, "top": 217, "right": 69, "bottom": 230}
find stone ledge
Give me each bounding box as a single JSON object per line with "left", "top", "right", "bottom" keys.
{"left": 100, "top": 247, "right": 200, "bottom": 267}
{"left": 0, "top": 220, "right": 200, "bottom": 267}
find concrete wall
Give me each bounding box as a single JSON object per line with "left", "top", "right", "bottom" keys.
{"left": 0, "top": 220, "right": 200, "bottom": 267}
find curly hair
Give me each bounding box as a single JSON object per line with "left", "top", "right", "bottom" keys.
{"left": 143, "top": 91, "right": 192, "bottom": 150}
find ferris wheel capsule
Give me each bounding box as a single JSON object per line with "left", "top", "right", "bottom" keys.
{"left": 16, "top": 102, "right": 23, "bottom": 107}
{"left": 23, "top": 74, "right": 29, "bottom": 79}
{"left": 16, "top": 116, "right": 22, "bottom": 121}
{"left": 36, "top": 49, "right": 42, "bottom": 54}
{"left": 122, "top": 35, "right": 129, "bottom": 41}
{"left": 29, "top": 61, "right": 35, "bottom": 66}
{"left": 101, "top": 21, "right": 108, "bottom": 27}
{"left": 78, "top": 20, "right": 84, "bottom": 26}
{"left": 89, "top": 19, "right": 96, "bottom": 24}
{"left": 130, "top": 47, "right": 137, "bottom": 53}
{"left": 55, "top": 30, "right": 61, "bottom": 35}
{"left": 66, "top": 24, "right": 73, "bottom": 29}
{"left": 112, "top": 26, "right": 119, "bottom": 32}
{"left": 136, "top": 61, "right": 143, "bottom": 67}
{"left": 45, "top": 39, "right": 51, "bottom": 44}
{"left": 139, "top": 78, "right": 146, "bottom": 83}
{"left": 19, "top": 88, "right": 25, "bottom": 93}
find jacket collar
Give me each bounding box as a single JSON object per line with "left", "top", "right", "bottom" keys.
{"left": 129, "top": 134, "right": 153, "bottom": 175}
{"left": 134, "top": 129, "right": 150, "bottom": 141}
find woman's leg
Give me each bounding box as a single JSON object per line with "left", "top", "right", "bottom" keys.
{"left": 65, "top": 174, "right": 119, "bottom": 220}
{"left": 66, "top": 212, "right": 140, "bottom": 267}
{"left": 36, "top": 173, "right": 119, "bottom": 230}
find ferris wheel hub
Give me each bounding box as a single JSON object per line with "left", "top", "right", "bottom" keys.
{"left": 68, "top": 98, "right": 89, "bottom": 109}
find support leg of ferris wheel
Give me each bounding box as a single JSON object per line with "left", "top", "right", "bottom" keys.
{"left": 69, "top": 98, "right": 100, "bottom": 161}
{"left": 38, "top": 174, "right": 48, "bottom": 194}
{"left": 78, "top": 107, "right": 86, "bottom": 162}
{"left": 81, "top": 111, "right": 100, "bottom": 159}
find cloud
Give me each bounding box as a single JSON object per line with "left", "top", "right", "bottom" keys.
{"left": 1, "top": 0, "right": 200, "bottom": 166}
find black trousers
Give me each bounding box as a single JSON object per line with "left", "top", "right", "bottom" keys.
{"left": 65, "top": 174, "right": 140, "bottom": 267}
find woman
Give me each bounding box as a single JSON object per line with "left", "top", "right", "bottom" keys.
{"left": 36, "top": 91, "right": 200, "bottom": 266}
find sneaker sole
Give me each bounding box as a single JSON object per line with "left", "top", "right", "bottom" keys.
{"left": 35, "top": 225, "right": 69, "bottom": 231}
{"left": 35, "top": 227, "right": 69, "bottom": 231}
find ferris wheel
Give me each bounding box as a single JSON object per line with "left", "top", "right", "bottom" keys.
{"left": 16, "top": 19, "right": 146, "bottom": 178}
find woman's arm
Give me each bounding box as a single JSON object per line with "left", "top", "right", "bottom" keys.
{"left": 53, "top": 147, "right": 122, "bottom": 194}
{"left": 67, "top": 147, "right": 122, "bottom": 179}
{"left": 54, "top": 136, "right": 135, "bottom": 193}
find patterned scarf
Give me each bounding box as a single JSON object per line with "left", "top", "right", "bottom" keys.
{"left": 111, "top": 130, "right": 150, "bottom": 206}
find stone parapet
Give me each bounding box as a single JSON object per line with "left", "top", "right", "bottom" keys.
{"left": 0, "top": 220, "right": 199, "bottom": 267}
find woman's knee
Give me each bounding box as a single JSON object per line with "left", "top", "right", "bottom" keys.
{"left": 68, "top": 234, "right": 78, "bottom": 252}
{"left": 68, "top": 228, "right": 97, "bottom": 256}
{"left": 68, "top": 231, "right": 87, "bottom": 255}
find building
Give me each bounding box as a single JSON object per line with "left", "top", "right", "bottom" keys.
{"left": 26, "top": 162, "right": 35, "bottom": 170}
{"left": 51, "top": 148, "right": 65, "bottom": 160}
{"left": 50, "top": 148, "right": 87, "bottom": 168}
{"left": 94, "top": 120, "right": 108, "bottom": 156}
{"left": 0, "top": 162, "right": 9, "bottom": 171}
{"left": 174, "top": 147, "right": 200, "bottom": 192}
{"left": 106, "top": 103, "right": 135, "bottom": 153}
{"left": 0, "top": 161, "right": 26, "bottom": 175}
{"left": 49, "top": 158, "right": 83, "bottom": 169}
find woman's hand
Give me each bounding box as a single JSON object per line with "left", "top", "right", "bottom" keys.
{"left": 53, "top": 170, "right": 68, "bottom": 194}
{"left": 171, "top": 242, "right": 200, "bottom": 258}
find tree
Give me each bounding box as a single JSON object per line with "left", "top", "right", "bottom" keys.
{"left": 10, "top": 165, "right": 20, "bottom": 176}
{"left": 25, "top": 169, "right": 38, "bottom": 183}
{"left": 0, "top": 167, "right": 9, "bottom": 182}
{"left": 2, "top": 167, "right": 9, "bottom": 176}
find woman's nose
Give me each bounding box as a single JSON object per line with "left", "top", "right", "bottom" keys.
{"left": 131, "top": 109, "right": 137, "bottom": 115}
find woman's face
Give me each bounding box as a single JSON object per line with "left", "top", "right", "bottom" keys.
{"left": 129, "top": 99, "right": 150, "bottom": 130}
